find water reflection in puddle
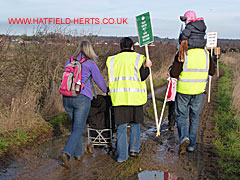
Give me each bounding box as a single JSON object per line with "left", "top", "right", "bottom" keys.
{"left": 0, "top": 161, "right": 21, "bottom": 180}
{"left": 141, "top": 126, "right": 156, "bottom": 140}
{"left": 138, "top": 170, "right": 179, "bottom": 180}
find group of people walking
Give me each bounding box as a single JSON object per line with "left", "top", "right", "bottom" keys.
{"left": 59, "top": 10, "right": 215, "bottom": 169}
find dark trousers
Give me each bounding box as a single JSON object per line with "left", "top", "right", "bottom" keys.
{"left": 168, "top": 101, "right": 176, "bottom": 127}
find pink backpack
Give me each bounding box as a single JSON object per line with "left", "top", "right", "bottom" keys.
{"left": 59, "top": 57, "right": 87, "bottom": 97}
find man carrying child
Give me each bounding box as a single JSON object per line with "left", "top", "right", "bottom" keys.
{"left": 170, "top": 10, "right": 215, "bottom": 156}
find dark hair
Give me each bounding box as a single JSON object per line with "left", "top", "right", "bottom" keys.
{"left": 120, "top": 37, "right": 134, "bottom": 50}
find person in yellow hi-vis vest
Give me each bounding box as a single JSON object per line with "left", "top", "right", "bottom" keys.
{"left": 106, "top": 37, "right": 152, "bottom": 162}
{"left": 170, "top": 48, "right": 215, "bottom": 156}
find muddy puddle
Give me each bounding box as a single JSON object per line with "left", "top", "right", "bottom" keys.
{"left": 0, "top": 135, "right": 113, "bottom": 180}
{"left": 138, "top": 170, "right": 179, "bottom": 180}
{"left": 0, "top": 117, "right": 211, "bottom": 180}
{"left": 0, "top": 117, "right": 181, "bottom": 180}
{"left": 0, "top": 80, "right": 220, "bottom": 179}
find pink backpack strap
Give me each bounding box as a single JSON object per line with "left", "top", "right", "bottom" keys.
{"left": 70, "top": 57, "right": 86, "bottom": 63}
{"left": 79, "top": 58, "right": 86, "bottom": 63}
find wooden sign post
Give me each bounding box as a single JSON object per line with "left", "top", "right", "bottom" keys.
{"left": 158, "top": 79, "right": 171, "bottom": 132}
{"left": 206, "top": 31, "right": 218, "bottom": 103}
{"left": 136, "top": 12, "right": 160, "bottom": 136}
{"left": 215, "top": 47, "right": 221, "bottom": 77}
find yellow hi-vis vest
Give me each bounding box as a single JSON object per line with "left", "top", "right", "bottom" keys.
{"left": 177, "top": 48, "right": 210, "bottom": 95}
{"left": 106, "top": 52, "right": 147, "bottom": 106}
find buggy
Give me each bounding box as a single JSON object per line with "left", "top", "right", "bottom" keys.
{"left": 85, "top": 95, "right": 115, "bottom": 153}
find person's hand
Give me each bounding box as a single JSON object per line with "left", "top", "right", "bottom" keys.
{"left": 178, "top": 40, "right": 188, "bottom": 62}
{"left": 146, "top": 59, "right": 152, "bottom": 68}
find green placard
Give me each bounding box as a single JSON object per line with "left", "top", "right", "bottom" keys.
{"left": 136, "top": 12, "right": 154, "bottom": 47}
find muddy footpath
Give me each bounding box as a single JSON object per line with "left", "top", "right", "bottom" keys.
{"left": 0, "top": 76, "right": 220, "bottom": 180}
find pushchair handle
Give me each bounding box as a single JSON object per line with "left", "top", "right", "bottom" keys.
{"left": 106, "top": 87, "right": 110, "bottom": 96}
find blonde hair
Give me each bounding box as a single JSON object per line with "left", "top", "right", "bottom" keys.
{"left": 73, "top": 40, "right": 98, "bottom": 61}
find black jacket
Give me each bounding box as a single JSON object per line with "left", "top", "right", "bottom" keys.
{"left": 179, "top": 20, "right": 207, "bottom": 49}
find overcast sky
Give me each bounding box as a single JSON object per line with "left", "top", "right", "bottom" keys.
{"left": 0, "top": 0, "right": 239, "bottom": 39}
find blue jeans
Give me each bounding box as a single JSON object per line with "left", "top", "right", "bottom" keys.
{"left": 175, "top": 92, "right": 204, "bottom": 148}
{"left": 116, "top": 122, "right": 140, "bottom": 162}
{"left": 62, "top": 94, "right": 91, "bottom": 158}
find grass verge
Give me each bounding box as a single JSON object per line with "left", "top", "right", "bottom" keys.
{"left": 214, "top": 63, "right": 240, "bottom": 179}
{"left": 49, "top": 112, "right": 71, "bottom": 136}
{"left": 0, "top": 122, "right": 52, "bottom": 157}
{"left": 0, "top": 113, "right": 71, "bottom": 157}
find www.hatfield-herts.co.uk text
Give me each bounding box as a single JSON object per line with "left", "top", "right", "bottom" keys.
{"left": 8, "top": 17, "right": 128, "bottom": 25}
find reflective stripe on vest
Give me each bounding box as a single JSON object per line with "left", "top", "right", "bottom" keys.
{"left": 109, "top": 54, "right": 141, "bottom": 82}
{"left": 179, "top": 49, "right": 209, "bottom": 83}
{"left": 177, "top": 48, "right": 210, "bottom": 95}
{"left": 106, "top": 52, "right": 147, "bottom": 106}
{"left": 110, "top": 88, "right": 146, "bottom": 93}
{"left": 178, "top": 78, "right": 207, "bottom": 82}
{"left": 182, "top": 49, "right": 209, "bottom": 72}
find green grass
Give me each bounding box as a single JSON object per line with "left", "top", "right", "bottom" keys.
{"left": 0, "top": 112, "right": 71, "bottom": 157}
{"left": 0, "top": 123, "right": 52, "bottom": 156}
{"left": 214, "top": 63, "right": 240, "bottom": 179}
{"left": 49, "top": 112, "right": 71, "bottom": 136}
{"left": 0, "top": 111, "right": 71, "bottom": 157}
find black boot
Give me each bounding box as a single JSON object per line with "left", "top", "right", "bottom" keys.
{"left": 168, "top": 114, "right": 176, "bottom": 131}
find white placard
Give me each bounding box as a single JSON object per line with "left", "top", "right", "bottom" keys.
{"left": 206, "top": 31, "right": 218, "bottom": 48}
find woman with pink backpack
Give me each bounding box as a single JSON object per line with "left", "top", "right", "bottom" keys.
{"left": 59, "top": 40, "right": 107, "bottom": 169}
